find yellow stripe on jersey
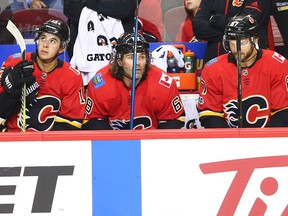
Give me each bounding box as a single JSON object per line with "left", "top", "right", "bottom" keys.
{"left": 0, "top": 119, "right": 6, "bottom": 132}
{"left": 177, "top": 116, "right": 186, "bottom": 123}
{"left": 82, "top": 119, "right": 89, "bottom": 125}
{"left": 271, "top": 107, "right": 288, "bottom": 116}
{"left": 54, "top": 116, "right": 82, "bottom": 129}
{"left": 198, "top": 110, "right": 224, "bottom": 118}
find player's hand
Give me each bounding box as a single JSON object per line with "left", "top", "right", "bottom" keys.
{"left": 13, "top": 60, "right": 35, "bottom": 84}
{"left": 26, "top": 82, "right": 40, "bottom": 106}
{"left": 1, "top": 60, "right": 35, "bottom": 96}
{"left": 8, "top": 60, "right": 35, "bottom": 86}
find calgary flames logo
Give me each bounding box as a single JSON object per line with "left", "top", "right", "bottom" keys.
{"left": 223, "top": 96, "right": 269, "bottom": 128}
{"left": 232, "top": 0, "right": 244, "bottom": 7}
{"left": 110, "top": 116, "right": 152, "bottom": 130}
{"left": 224, "top": 100, "right": 239, "bottom": 128}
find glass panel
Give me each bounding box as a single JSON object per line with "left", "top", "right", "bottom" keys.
{"left": 0, "top": 0, "right": 191, "bottom": 43}
{"left": 0, "top": 0, "right": 65, "bottom": 44}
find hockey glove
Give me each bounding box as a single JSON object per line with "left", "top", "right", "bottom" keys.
{"left": 1, "top": 60, "right": 35, "bottom": 97}
{"left": 26, "top": 81, "right": 40, "bottom": 106}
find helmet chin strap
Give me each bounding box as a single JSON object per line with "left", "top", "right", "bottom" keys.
{"left": 123, "top": 71, "right": 141, "bottom": 80}
{"left": 123, "top": 72, "right": 133, "bottom": 80}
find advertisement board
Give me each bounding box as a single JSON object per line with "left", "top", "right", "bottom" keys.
{"left": 141, "top": 137, "right": 288, "bottom": 216}
{"left": 0, "top": 140, "right": 92, "bottom": 215}
{"left": 0, "top": 129, "right": 288, "bottom": 215}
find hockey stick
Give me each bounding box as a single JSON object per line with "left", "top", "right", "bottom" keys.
{"left": 6, "top": 20, "right": 27, "bottom": 132}
{"left": 236, "top": 35, "right": 243, "bottom": 128}
{"left": 129, "top": 0, "right": 140, "bottom": 130}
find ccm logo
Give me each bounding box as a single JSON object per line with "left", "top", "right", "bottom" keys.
{"left": 0, "top": 166, "right": 74, "bottom": 213}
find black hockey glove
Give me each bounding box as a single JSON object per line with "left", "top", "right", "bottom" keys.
{"left": 26, "top": 81, "right": 40, "bottom": 106}
{"left": 1, "top": 60, "right": 35, "bottom": 97}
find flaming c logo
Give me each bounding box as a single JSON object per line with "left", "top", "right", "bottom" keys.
{"left": 232, "top": 0, "right": 244, "bottom": 7}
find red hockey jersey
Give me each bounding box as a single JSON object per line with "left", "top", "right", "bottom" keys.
{"left": 197, "top": 50, "right": 288, "bottom": 128}
{"left": 84, "top": 65, "right": 185, "bottom": 129}
{"left": 0, "top": 53, "right": 85, "bottom": 131}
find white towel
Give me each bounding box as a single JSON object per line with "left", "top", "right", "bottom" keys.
{"left": 151, "top": 45, "right": 184, "bottom": 71}
{"left": 71, "top": 6, "right": 124, "bottom": 85}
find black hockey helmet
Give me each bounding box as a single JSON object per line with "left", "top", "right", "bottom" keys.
{"left": 223, "top": 14, "right": 258, "bottom": 51}
{"left": 225, "top": 14, "right": 258, "bottom": 39}
{"left": 116, "top": 32, "right": 150, "bottom": 59}
{"left": 35, "top": 19, "right": 70, "bottom": 47}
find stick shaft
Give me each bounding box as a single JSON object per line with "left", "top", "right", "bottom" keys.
{"left": 129, "top": 0, "right": 139, "bottom": 130}
{"left": 236, "top": 36, "right": 243, "bottom": 128}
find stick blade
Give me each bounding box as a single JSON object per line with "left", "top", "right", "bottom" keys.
{"left": 6, "top": 19, "right": 26, "bottom": 60}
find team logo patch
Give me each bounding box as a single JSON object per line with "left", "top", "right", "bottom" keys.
{"left": 92, "top": 73, "right": 105, "bottom": 89}
{"left": 159, "top": 72, "right": 172, "bottom": 88}
{"left": 232, "top": 0, "right": 244, "bottom": 7}
{"left": 12, "top": 53, "right": 22, "bottom": 58}
{"left": 272, "top": 52, "right": 285, "bottom": 63}
{"left": 206, "top": 57, "right": 218, "bottom": 66}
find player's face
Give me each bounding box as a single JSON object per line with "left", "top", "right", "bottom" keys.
{"left": 229, "top": 38, "right": 255, "bottom": 62}
{"left": 120, "top": 52, "right": 147, "bottom": 80}
{"left": 37, "top": 32, "right": 64, "bottom": 60}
